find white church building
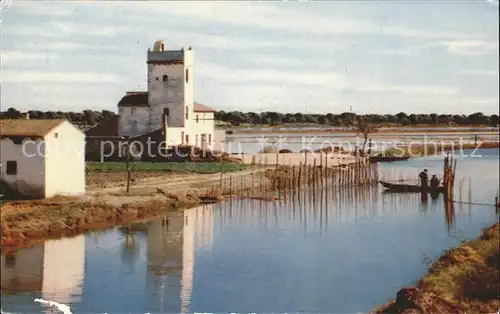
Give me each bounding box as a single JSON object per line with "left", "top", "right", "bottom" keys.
{"left": 117, "top": 40, "right": 224, "bottom": 150}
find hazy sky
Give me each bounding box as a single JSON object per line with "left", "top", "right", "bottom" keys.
{"left": 2, "top": 1, "right": 499, "bottom": 114}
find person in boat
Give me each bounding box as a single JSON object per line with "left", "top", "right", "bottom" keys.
{"left": 419, "top": 169, "right": 429, "bottom": 189}
{"left": 430, "top": 175, "right": 440, "bottom": 189}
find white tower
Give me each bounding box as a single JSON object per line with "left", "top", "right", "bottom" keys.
{"left": 147, "top": 40, "right": 195, "bottom": 130}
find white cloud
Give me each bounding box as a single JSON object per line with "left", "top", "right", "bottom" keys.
{"left": 376, "top": 49, "right": 414, "bottom": 56}
{"left": 2, "top": 71, "right": 119, "bottom": 83}
{"left": 1, "top": 51, "right": 59, "bottom": 64}
{"left": 459, "top": 97, "right": 499, "bottom": 105}
{"left": 3, "top": 18, "right": 120, "bottom": 37}
{"left": 9, "top": 1, "right": 74, "bottom": 17}
{"left": 102, "top": 1, "right": 480, "bottom": 40}
{"left": 463, "top": 70, "right": 499, "bottom": 77}
{"left": 354, "top": 84, "right": 458, "bottom": 95}
{"left": 31, "top": 42, "right": 90, "bottom": 50}
{"left": 198, "top": 62, "right": 346, "bottom": 87}
{"left": 49, "top": 21, "right": 119, "bottom": 37}
{"left": 442, "top": 40, "right": 498, "bottom": 56}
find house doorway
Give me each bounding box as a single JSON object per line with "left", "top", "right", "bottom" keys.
{"left": 200, "top": 134, "right": 208, "bottom": 150}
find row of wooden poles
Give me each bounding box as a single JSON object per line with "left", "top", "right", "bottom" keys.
{"left": 203, "top": 156, "right": 379, "bottom": 199}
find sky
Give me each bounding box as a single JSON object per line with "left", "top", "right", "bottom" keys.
{"left": 1, "top": 0, "right": 499, "bottom": 115}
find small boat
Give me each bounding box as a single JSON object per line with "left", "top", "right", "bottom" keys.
{"left": 379, "top": 181, "right": 445, "bottom": 193}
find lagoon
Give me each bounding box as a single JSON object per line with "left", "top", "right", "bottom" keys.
{"left": 1, "top": 149, "right": 498, "bottom": 313}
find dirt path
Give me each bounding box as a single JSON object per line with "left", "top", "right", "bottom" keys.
{"left": 84, "top": 167, "right": 272, "bottom": 206}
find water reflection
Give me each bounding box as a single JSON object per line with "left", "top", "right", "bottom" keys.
{"left": 121, "top": 206, "right": 215, "bottom": 313}
{"left": 1, "top": 235, "right": 85, "bottom": 305}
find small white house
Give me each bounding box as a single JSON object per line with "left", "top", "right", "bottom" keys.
{"left": 0, "top": 118, "right": 86, "bottom": 198}
{"left": 117, "top": 40, "right": 225, "bottom": 151}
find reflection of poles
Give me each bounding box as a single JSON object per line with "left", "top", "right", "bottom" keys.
{"left": 443, "top": 154, "right": 457, "bottom": 229}
{"left": 445, "top": 198, "right": 455, "bottom": 230}
{"left": 124, "top": 226, "right": 136, "bottom": 249}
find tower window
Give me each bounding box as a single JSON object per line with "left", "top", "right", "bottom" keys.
{"left": 131, "top": 108, "right": 137, "bottom": 116}
{"left": 196, "top": 114, "right": 199, "bottom": 123}
{"left": 185, "top": 69, "right": 189, "bottom": 83}
{"left": 163, "top": 108, "right": 170, "bottom": 116}
{"left": 181, "top": 132, "right": 185, "bottom": 144}
{"left": 156, "top": 77, "right": 159, "bottom": 81}
{"left": 4, "top": 254, "right": 16, "bottom": 268}
{"left": 186, "top": 134, "right": 189, "bottom": 144}
{"left": 162, "top": 75, "right": 168, "bottom": 82}
{"left": 185, "top": 106, "right": 189, "bottom": 120}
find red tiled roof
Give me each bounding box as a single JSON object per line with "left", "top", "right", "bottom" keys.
{"left": 194, "top": 102, "right": 216, "bottom": 113}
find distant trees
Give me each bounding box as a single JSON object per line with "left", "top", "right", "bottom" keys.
{"left": 1, "top": 107, "right": 499, "bottom": 127}
{"left": 0, "top": 107, "right": 117, "bottom": 127}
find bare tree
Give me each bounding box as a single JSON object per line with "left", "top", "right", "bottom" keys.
{"left": 353, "top": 119, "right": 380, "bottom": 154}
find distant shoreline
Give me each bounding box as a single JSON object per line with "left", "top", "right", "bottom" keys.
{"left": 223, "top": 125, "right": 499, "bottom": 135}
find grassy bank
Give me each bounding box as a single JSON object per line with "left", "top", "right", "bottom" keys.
{"left": 374, "top": 222, "right": 499, "bottom": 313}
{"left": 0, "top": 196, "right": 208, "bottom": 254}
{"left": 86, "top": 161, "right": 248, "bottom": 173}
{"left": 376, "top": 141, "right": 500, "bottom": 158}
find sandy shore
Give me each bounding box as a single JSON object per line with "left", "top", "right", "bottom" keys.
{"left": 239, "top": 152, "right": 363, "bottom": 167}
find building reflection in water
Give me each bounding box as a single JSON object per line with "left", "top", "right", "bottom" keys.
{"left": 1, "top": 235, "right": 85, "bottom": 306}
{"left": 145, "top": 204, "right": 214, "bottom": 313}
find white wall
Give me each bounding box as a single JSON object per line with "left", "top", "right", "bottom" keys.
{"left": 183, "top": 49, "right": 195, "bottom": 132}
{"left": 213, "top": 129, "right": 227, "bottom": 152}
{"left": 42, "top": 235, "right": 85, "bottom": 304}
{"left": 165, "top": 127, "right": 184, "bottom": 147}
{"left": 0, "top": 137, "right": 46, "bottom": 197}
{"left": 178, "top": 111, "right": 215, "bottom": 150}
{"left": 44, "top": 121, "right": 86, "bottom": 197}
{"left": 181, "top": 205, "right": 214, "bottom": 314}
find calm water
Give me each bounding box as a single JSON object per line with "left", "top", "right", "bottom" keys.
{"left": 1, "top": 149, "right": 499, "bottom": 313}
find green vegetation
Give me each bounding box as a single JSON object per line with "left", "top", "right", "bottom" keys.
{"left": 1, "top": 107, "right": 498, "bottom": 128}
{"left": 86, "top": 161, "right": 249, "bottom": 173}
{"left": 418, "top": 223, "right": 499, "bottom": 312}
{"left": 376, "top": 223, "right": 500, "bottom": 313}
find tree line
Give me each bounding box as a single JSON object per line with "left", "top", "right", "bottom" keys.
{"left": 1, "top": 107, "right": 498, "bottom": 127}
